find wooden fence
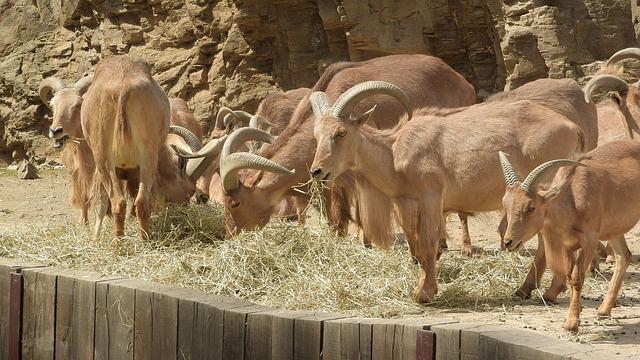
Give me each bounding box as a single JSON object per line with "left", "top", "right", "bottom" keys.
{"left": 0, "top": 258, "right": 624, "bottom": 360}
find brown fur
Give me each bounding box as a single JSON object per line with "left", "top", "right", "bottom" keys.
{"left": 312, "top": 78, "right": 596, "bottom": 303}
{"left": 501, "top": 140, "right": 639, "bottom": 332}
{"left": 223, "top": 54, "right": 477, "bottom": 240}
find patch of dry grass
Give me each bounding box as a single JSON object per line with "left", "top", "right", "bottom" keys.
{"left": 0, "top": 203, "right": 610, "bottom": 318}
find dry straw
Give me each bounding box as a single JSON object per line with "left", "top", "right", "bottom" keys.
{"left": 0, "top": 201, "right": 610, "bottom": 318}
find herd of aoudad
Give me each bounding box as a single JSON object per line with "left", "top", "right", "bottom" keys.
{"left": 37, "top": 48, "right": 640, "bottom": 333}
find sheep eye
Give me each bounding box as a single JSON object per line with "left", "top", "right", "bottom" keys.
{"left": 230, "top": 200, "right": 240, "bottom": 208}
{"left": 336, "top": 130, "right": 347, "bottom": 138}
{"left": 525, "top": 206, "right": 535, "bottom": 213}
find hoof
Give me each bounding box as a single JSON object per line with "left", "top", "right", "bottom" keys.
{"left": 412, "top": 287, "right": 435, "bottom": 304}
{"left": 461, "top": 246, "right": 473, "bottom": 257}
{"left": 542, "top": 294, "right": 559, "bottom": 304}
{"left": 514, "top": 287, "right": 532, "bottom": 300}
{"left": 605, "top": 255, "right": 615, "bottom": 264}
{"left": 562, "top": 319, "right": 580, "bottom": 333}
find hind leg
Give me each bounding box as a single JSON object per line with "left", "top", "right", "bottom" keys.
{"left": 597, "top": 236, "right": 631, "bottom": 317}
{"left": 458, "top": 212, "right": 472, "bottom": 257}
{"left": 135, "top": 154, "right": 158, "bottom": 240}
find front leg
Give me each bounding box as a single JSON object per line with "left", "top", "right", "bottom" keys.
{"left": 393, "top": 193, "right": 442, "bottom": 303}
{"left": 563, "top": 237, "right": 595, "bottom": 332}
{"left": 458, "top": 212, "right": 473, "bottom": 257}
{"left": 515, "top": 234, "right": 546, "bottom": 299}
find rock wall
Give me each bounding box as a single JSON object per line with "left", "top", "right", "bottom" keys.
{"left": 0, "top": 0, "right": 637, "bottom": 164}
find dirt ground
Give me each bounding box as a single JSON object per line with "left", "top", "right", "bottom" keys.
{"left": 0, "top": 168, "right": 639, "bottom": 357}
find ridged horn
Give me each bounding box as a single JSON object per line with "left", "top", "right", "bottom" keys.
{"left": 330, "top": 81, "right": 412, "bottom": 120}
{"left": 169, "top": 125, "right": 203, "bottom": 152}
{"left": 249, "top": 114, "right": 274, "bottom": 129}
{"left": 498, "top": 151, "right": 521, "bottom": 187}
{"left": 39, "top": 77, "right": 66, "bottom": 107}
{"left": 221, "top": 153, "right": 295, "bottom": 192}
{"left": 223, "top": 110, "right": 253, "bottom": 128}
{"left": 310, "top": 91, "right": 332, "bottom": 119}
{"left": 521, "top": 159, "right": 583, "bottom": 193}
{"left": 73, "top": 74, "right": 93, "bottom": 95}
{"left": 222, "top": 127, "right": 276, "bottom": 158}
{"left": 605, "top": 48, "right": 640, "bottom": 67}
{"left": 183, "top": 135, "right": 228, "bottom": 181}
{"left": 220, "top": 127, "right": 294, "bottom": 192}
{"left": 215, "top": 107, "right": 235, "bottom": 129}
{"left": 583, "top": 74, "right": 629, "bottom": 104}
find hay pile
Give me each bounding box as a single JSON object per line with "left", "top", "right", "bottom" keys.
{"left": 0, "top": 203, "right": 609, "bottom": 318}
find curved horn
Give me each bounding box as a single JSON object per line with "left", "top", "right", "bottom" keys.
{"left": 215, "top": 107, "right": 236, "bottom": 129}
{"left": 220, "top": 127, "right": 294, "bottom": 192}
{"left": 521, "top": 159, "right": 583, "bottom": 193}
{"left": 221, "top": 153, "right": 295, "bottom": 192}
{"left": 73, "top": 74, "right": 93, "bottom": 95}
{"left": 331, "top": 81, "right": 412, "bottom": 120}
{"left": 249, "top": 114, "right": 274, "bottom": 129}
{"left": 39, "top": 77, "right": 66, "bottom": 107}
{"left": 583, "top": 74, "right": 629, "bottom": 104}
{"left": 223, "top": 110, "right": 253, "bottom": 128}
{"left": 606, "top": 48, "right": 640, "bottom": 67}
{"left": 182, "top": 135, "right": 228, "bottom": 181}
{"left": 169, "top": 125, "right": 203, "bottom": 152}
{"left": 221, "top": 127, "right": 276, "bottom": 158}
{"left": 498, "top": 151, "right": 521, "bottom": 187}
{"left": 310, "top": 91, "right": 332, "bottom": 119}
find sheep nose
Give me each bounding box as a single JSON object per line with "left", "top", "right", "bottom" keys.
{"left": 310, "top": 167, "right": 322, "bottom": 178}
{"left": 504, "top": 240, "right": 513, "bottom": 248}
{"left": 49, "top": 127, "right": 63, "bottom": 138}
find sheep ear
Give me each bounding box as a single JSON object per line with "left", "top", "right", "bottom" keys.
{"left": 352, "top": 105, "right": 377, "bottom": 126}
{"left": 537, "top": 186, "right": 560, "bottom": 201}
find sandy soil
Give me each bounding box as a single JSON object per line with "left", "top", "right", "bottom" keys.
{"left": 0, "top": 168, "right": 639, "bottom": 357}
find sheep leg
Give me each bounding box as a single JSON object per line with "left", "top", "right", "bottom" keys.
{"left": 515, "top": 234, "right": 546, "bottom": 299}
{"left": 92, "top": 189, "right": 109, "bottom": 240}
{"left": 597, "top": 235, "right": 631, "bottom": 317}
{"left": 458, "top": 212, "right": 472, "bottom": 257}
{"left": 563, "top": 235, "right": 594, "bottom": 333}
{"left": 605, "top": 242, "right": 616, "bottom": 264}
{"left": 135, "top": 152, "right": 158, "bottom": 240}
{"left": 394, "top": 191, "right": 442, "bottom": 303}
{"left": 438, "top": 215, "right": 448, "bottom": 252}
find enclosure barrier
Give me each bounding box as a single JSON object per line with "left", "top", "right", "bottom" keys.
{"left": 0, "top": 258, "right": 623, "bottom": 359}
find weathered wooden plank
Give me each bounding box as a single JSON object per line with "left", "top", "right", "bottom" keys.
{"left": 341, "top": 319, "right": 361, "bottom": 360}
{"left": 117, "top": 279, "right": 177, "bottom": 360}
{"left": 371, "top": 319, "right": 396, "bottom": 360}
{"left": 222, "top": 304, "right": 271, "bottom": 360}
{"left": 270, "top": 310, "right": 315, "bottom": 360}
{"left": 0, "top": 259, "right": 44, "bottom": 360}
{"left": 170, "top": 287, "right": 250, "bottom": 360}
{"left": 245, "top": 309, "right": 285, "bottom": 360}
{"left": 294, "top": 313, "right": 349, "bottom": 360}
{"left": 415, "top": 330, "right": 436, "bottom": 360}
{"left": 21, "top": 268, "right": 58, "bottom": 360}
{"left": 358, "top": 319, "right": 375, "bottom": 360}
{"left": 94, "top": 279, "right": 136, "bottom": 360}
{"left": 55, "top": 270, "right": 119, "bottom": 360}
{"left": 323, "top": 317, "right": 363, "bottom": 360}
{"left": 173, "top": 288, "right": 211, "bottom": 360}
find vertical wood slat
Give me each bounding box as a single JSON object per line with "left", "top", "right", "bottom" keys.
{"left": 22, "top": 268, "right": 58, "bottom": 360}
{"left": 415, "top": 330, "right": 436, "bottom": 360}
{"left": 8, "top": 273, "right": 23, "bottom": 360}
{"left": 54, "top": 271, "right": 120, "bottom": 360}
{"left": 95, "top": 279, "right": 136, "bottom": 360}
{"left": 294, "top": 313, "right": 349, "bottom": 360}
{"left": 0, "top": 259, "right": 44, "bottom": 360}
{"left": 222, "top": 304, "right": 271, "bottom": 360}
{"left": 269, "top": 310, "right": 315, "bottom": 360}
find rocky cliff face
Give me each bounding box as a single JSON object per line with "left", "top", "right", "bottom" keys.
{"left": 0, "top": 0, "right": 637, "bottom": 164}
